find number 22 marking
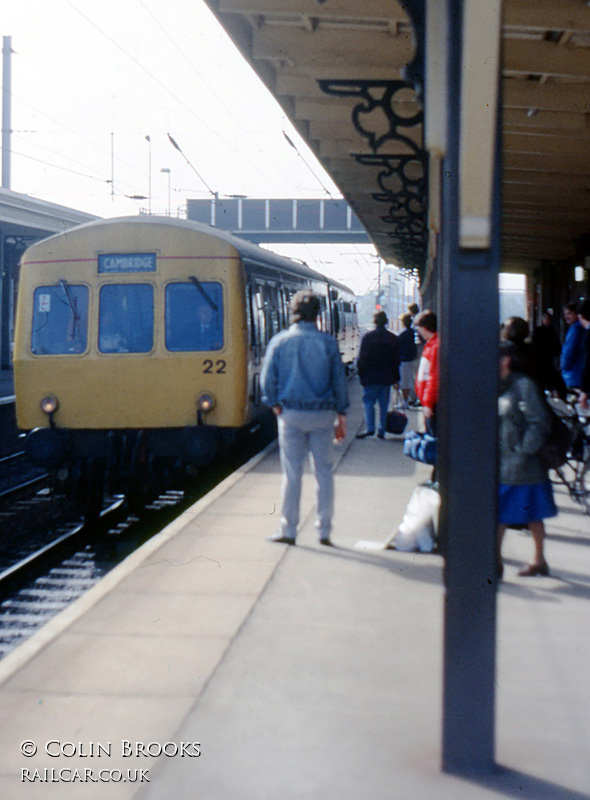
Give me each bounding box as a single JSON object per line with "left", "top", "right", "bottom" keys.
{"left": 203, "top": 359, "right": 226, "bottom": 374}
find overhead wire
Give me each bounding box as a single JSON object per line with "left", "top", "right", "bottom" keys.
{"left": 66, "top": 0, "right": 283, "bottom": 197}
{"left": 10, "top": 146, "right": 161, "bottom": 209}
{"left": 9, "top": 92, "right": 171, "bottom": 196}
{"left": 11, "top": 129, "right": 172, "bottom": 200}
{"left": 64, "top": 0, "right": 207, "bottom": 122}
{"left": 10, "top": 1, "right": 344, "bottom": 208}
{"left": 167, "top": 134, "right": 215, "bottom": 197}
{"left": 282, "top": 132, "right": 336, "bottom": 198}
{"left": 67, "top": 0, "right": 338, "bottom": 201}
{"left": 6, "top": 10, "right": 169, "bottom": 187}
{"left": 138, "top": 0, "right": 300, "bottom": 194}
{"left": 10, "top": 147, "right": 111, "bottom": 185}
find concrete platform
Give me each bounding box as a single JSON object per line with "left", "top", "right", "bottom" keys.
{"left": 0, "top": 380, "right": 589, "bottom": 799}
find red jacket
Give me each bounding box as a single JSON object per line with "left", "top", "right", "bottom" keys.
{"left": 415, "top": 334, "right": 439, "bottom": 411}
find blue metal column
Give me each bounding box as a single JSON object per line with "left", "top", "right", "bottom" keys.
{"left": 438, "top": 0, "right": 501, "bottom": 773}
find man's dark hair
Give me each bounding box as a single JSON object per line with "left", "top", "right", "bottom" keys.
{"left": 290, "top": 290, "right": 320, "bottom": 323}
{"left": 414, "top": 309, "right": 437, "bottom": 333}
{"left": 566, "top": 302, "right": 578, "bottom": 313}
{"left": 399, "top": 312, "right": 413, "bottom": 328}
{"left": 373, "top": 310, "right": 388, "bottom": 326}
{"left": 577, "top": 298, "right": 590, "bottom": 322}
{"left": 501, "top": 316, "right": 529, "bottom": 344}
{"left": 408, "top": 303, "right": 419, "bottom": 316}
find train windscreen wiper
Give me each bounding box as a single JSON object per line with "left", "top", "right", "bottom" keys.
{"left": 59, "top": 279, "right": 82, "bottom": 338}
{"left": 189, "top": 275, "right": 218, "bottom": 312}
{"left": 59, "top": 280, "right": 81, "bottom": 321}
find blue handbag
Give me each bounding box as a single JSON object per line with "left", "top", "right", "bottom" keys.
{"left": 403, "top": 430, "right": 437, "bottom": 465}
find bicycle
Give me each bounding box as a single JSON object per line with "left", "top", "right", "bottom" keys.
{"left": 547, "top": 394, "right": 590, "bottom": 515}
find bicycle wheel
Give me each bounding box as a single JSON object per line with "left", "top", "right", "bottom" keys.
{"left": 549, "top": 458, "right": 578, "bottom": 489}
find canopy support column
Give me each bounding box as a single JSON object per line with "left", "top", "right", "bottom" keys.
{"left": 438, "top": 0, "right": 502, "bottom": 773}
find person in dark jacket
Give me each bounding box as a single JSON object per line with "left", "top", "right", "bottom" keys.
{"left": 531, "top": 311, "right": 566, "bottom": 398}
{"left": 500, "top": 316, "right": 543, "bottom": 387}
{"left": 397, "top": 312, "right": 418, "bottom": 408}
{"left": 356, "top": 311, "right": 400, "bottom": 439}
{"left": 497, "top": 342, "right": 557, "bottom": 579}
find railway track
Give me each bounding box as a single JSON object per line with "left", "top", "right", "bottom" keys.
{"left": 0, "top": 491, "right": 186, "bottom": 660}
{"left": 0, "top": 451, "right": 48, "bottom": 500}
{"left": 0, "top": 419, "right": 276, "bottom": 661}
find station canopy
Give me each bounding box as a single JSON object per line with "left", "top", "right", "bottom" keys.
{"left": 205, "top": 0, "right": 590, "bottom": 280}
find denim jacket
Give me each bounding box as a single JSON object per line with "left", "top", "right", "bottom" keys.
{"left": 261, "top": 322, "right": 349, "bottom": 414}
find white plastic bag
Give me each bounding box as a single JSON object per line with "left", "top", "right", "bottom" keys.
{"left": 391, "top": 485, "right": 440, "bottom": 553}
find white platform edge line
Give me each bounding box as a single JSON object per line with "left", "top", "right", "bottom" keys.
{"left": 0, "top": 439, "right": 279, "bottom": 686}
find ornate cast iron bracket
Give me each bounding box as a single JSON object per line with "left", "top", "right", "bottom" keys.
{"left": 318, "top": 80, "right": 423, "bottom": 155}
{"left": 317, "top": 1, "right": 427, "bottom": 272}
{"left": 318, "top": 80, "right": 428, "bottom": 271}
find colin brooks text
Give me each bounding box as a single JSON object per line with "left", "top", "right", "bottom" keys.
{"left": 20, "top": 740, "right": 201, "bottom": 758}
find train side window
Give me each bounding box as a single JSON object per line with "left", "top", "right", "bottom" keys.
{"left": 278, "top": 287, "right": 289, "bottom": 329}
{"left": 165, "top": 282, "right": 223, "bottom": 352}
{"left": 264, "top": 284, "right": 280, "bottom": 340}
{"left": 248, "top": 285, "right": 258, "bottom": 347}
{"left": 31, "top": 284, "right": 89, "bottom": 355}
{"left": 281, "top": 286, "right": 294, "bottom": 328}
{"left": 332, "top": 301, "right": 341, "bottom": 335}
{"left": 318, "top": 295, "right": 328, "bottom": 331}
{"left": 253, "top": 286, "right": 267, "bottom": 352}
{"left": 342, "top": 301, "right": 350, "bottom": 331}
{"left": 99, "top": 284, "right": 154, "bottom": 353}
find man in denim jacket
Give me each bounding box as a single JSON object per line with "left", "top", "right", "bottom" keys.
{"left": 261, "top": 290, "right": 349, "bottom": 545}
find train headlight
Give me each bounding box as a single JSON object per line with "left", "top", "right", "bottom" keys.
{"left": 40, "top": 394, "right": 59, "bottom": 415}
{"left": 197, "top": 392, "right": 216, "bottom": 413}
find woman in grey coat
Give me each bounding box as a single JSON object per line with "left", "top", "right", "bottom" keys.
{"left": 497, "top": 342, "right": 557, "bottom": 577}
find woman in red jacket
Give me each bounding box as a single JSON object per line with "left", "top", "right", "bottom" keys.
{"left": 414, "top": 310, "right": 439, "bottom": 437}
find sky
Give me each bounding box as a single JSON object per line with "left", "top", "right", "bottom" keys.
{"left": 2, "top": 0, "right": 387, "bottom": 296}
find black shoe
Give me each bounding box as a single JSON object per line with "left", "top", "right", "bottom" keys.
{"left": 518, "top": 562, "right": 549, "bottom": 577}
{"left": 377, "top": 432, "right": 385, "bottom": 439}
{"left": 319, "top": 538, "right": 333, "bottom": 546}
{"left": 267, "top": 532, "right": 295, "bottom": 545}
{"left": 355, "top": 431, "right": 375, "bottom": 439}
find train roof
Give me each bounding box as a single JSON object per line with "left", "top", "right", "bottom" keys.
{"left": 26, "top": 215, "right": 356, "bottom": 299}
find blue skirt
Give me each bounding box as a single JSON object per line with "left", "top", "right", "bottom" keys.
{"left": 498, "top": 481, "right": 557, "bottom": 525}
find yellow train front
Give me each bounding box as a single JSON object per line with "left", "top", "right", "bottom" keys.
{"left": 13, "top": 216, "right": 357, "bottom": 516}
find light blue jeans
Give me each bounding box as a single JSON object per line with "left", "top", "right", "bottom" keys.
{"left": 277, "top": 409, "right": 336, "bottom": 541}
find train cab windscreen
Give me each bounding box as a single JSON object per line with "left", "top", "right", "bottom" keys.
{"left": 31, "top": 283, "right": 89, "bottom": 355}
{"left": 99, "top": 284, "right": 154, "bottom": 353}
{"left": 165, "top": 282, "right": 224, "bottom": 352}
